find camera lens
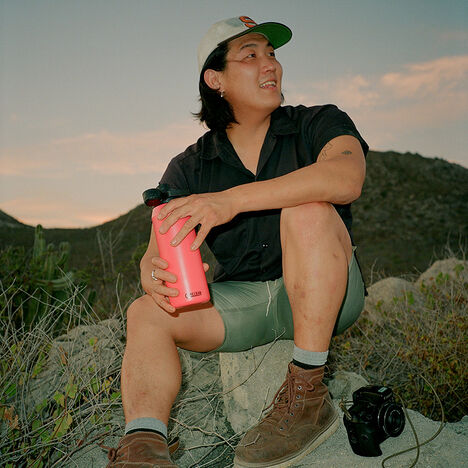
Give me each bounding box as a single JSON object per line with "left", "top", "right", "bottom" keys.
{"left": 380, "top": 404, "right": 405, "bottom": 437}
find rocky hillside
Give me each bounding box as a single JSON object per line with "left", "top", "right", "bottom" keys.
{"left": 353, "top": 151, "right": 468, "bottom": 279}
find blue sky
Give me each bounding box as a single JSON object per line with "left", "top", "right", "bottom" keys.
{"left": 1, "top": 0, "right": 467, "bottom": 227}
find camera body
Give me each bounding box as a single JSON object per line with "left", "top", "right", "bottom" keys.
{"left": 343, "top": 385, "right": 405, "bottom": 457}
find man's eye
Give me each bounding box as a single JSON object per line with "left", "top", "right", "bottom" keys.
{"left": 269, "top": 51, "right": 276, "bottom": 57}
{"left": 246, "top": 53, "right": 256, "bottom": 58}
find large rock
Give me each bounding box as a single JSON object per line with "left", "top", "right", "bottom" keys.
{"left": 219, "top": 340, "right": 293, "bottom": 433}
{"left": 219, "top": 340, "right": 370, "bottom": 433}
{"left": 327, "top": 371, "right": 369, "bottom": 401}
{"left": 27, "top": 318, "right": 125, "bottom": 410}
{"left": 416, "top": 257, "right": 468, "bottom": 287}
{"left": 66, "top": 349, "right": 230, "bottom": 468}
{"left": 41, "top": 318, "right": 468, "bottom": 468}
{"left": 30, "top": 257, "right": 468, "bottom": 466}
{"left": 364, "top": 277, "right": 423, "bottom": 323}
{"left": 219, "top": 346, "right": 468, "bottom": 467}
{"left": 291, "top": 406, "right": 468, "bottom": 467}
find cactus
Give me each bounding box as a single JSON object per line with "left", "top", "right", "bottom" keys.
{"left": 3, "top": 225, "right": 95, "bottom": 328}
{"left": 32, "top": 224, "right": 46, "bottom": 260}
{"left": 0, "top": 225, "right": 96, "bottom": 329}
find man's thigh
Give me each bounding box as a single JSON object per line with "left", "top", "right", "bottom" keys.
{"left": 208, "top": 249, "right": 365, "bottom": 353}
{"left": 208, "top": 279, "right": 286, "bottom": 353}
{"left": 128, "top": 294, "right": 225, "bottom": 353}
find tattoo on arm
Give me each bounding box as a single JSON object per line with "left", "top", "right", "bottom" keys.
{"left": 319, "top": 142, "right": 333, "bottom": 161}
{"left": 319, "top": 144, "right": 354, "bottom": 161}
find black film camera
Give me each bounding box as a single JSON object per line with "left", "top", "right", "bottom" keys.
{"left": 343, "top": 385, "right": 405, "bottom": 457}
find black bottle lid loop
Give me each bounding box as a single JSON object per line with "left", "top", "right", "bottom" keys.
{"left": 143, "top": 184, "right": 190, "bottom": 206}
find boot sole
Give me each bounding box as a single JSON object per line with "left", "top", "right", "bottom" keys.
{"left": 233, "top": 413, "right": 340, "bottom": 468}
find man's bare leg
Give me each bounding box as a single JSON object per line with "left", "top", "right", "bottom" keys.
{"left": 104, "top": 297, "right": 224, "bottom": 467}
{"left": 121, "top": 295, "right": 225, "bottom": 426}
{"left": 280, "top": 201, "right": 352, "bottom": 351}
{"left": 235, "top": 201, "right": 353, "bottom": 468}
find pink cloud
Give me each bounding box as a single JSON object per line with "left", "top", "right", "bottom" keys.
{"left": 0, "top": 157, "right": 53, "bottom": 176}
{"left": 286, "top": 75, "right": 378, "bottom": 111}
{"left": 0, "top": 120, "right": 204, "bottom": 178}
{"left": 50, "top": 122, "right": 203, "bottom": 175}
{"left": 381, "top": 55, "right": 468, "bottom": 98}
{"left": 0, "top": 120, "right": 206, "bottom": 227}
{"left": 286, "top": 54, "right": 468, "bottom": 138}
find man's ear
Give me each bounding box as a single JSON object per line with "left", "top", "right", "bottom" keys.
{"left": 204, "top": 69, "right": 222, "bottom": 91}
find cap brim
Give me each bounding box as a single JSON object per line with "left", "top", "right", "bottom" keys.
{"left": 220, "top": 21, "right": 292, "bottom": 50}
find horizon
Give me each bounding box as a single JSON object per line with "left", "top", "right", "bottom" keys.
{"left": 1, "top": 1, "right": 467, "bottom": 228}
{"left": 3, "top": 148, "right": 465, "bottom": 230}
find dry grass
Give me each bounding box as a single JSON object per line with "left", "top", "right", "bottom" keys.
{"left": 330, "top": 261, "right": 468, "bottom": 422}
{"left": 0, "top": 282, "right": 126, "bottom": 467}
{"left": 0, "top": 281, "right": 237, "bottom": 467}
{"left": 1, "top": 257, "right": 466, "bottom": 466}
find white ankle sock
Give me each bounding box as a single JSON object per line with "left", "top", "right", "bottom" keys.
{"left": 293, "top": 344, "right": 329, "bottom": 366}
{"left": 125, "top": 417, "right": 167, "bottom": 438}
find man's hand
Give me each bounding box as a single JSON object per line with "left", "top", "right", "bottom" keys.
{"left": 156, "top": 191, "right": 238, "bottom": 250}
{"left": 145, "top": 256, "right": 210, "bottom": 313}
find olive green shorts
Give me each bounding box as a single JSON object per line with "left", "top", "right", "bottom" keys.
{"left": 208, "top": 249, "right": 365, "bottom": 353}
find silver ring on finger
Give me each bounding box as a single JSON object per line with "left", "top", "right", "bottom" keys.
{"left": 151, "top": 270, "right": 159, "bottom": 282}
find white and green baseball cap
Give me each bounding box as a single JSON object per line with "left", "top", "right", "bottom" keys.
{"left": 198, "top": 16, "right": 292, "bottom": 73}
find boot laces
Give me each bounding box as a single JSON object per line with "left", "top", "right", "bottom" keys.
{"left": 264, "top": 372, "right": 315, "bottom": 422}
{"left": 107, "top": 447, "right": 117, "bottom": 461}
{"left": 99, "top": 442, "right": 118, "bottom": 461}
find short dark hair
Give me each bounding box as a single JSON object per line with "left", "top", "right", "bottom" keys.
{"left": 194, "top": 41, "right": 238, "bottom": 132}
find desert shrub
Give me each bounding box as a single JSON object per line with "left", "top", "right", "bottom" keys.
{"left": 79, "top": 235, "right": 144, "bottom": 320}
{"left": 331, "top": 264, "right": 468, "bottom": 422}
{"left": 0, "top": 278, "right": 232, "bottom": 467}
{"left": 0, "top": 225, "right": 95, "bottom": 330}
{"left": 0, "top": 283, "right": 123, "bottom": 467}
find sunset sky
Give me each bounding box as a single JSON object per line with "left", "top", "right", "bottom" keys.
{"left": 1, "top": 0, "right": 467, "bottom": 228}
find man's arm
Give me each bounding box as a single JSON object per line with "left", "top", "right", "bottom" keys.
{"left": 232, "top": 134, "right": 365, "bottom": 212}
{"left": 158, "top": 134, "right": 365, "bottom": 249}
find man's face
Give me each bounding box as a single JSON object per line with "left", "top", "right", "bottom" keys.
{"left": 219, "top": 33, "right": 283, "bottom": 115}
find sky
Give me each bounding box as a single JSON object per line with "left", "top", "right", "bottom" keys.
{"left": 1, "top": 0, "right": 467, "bottom": 228}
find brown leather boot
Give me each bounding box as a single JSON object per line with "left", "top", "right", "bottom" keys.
{"left": 234, "top": 363, "right": 339, "bottom": 468}
{"left": 104, "top": 431, "right": 178, "bottom": 467}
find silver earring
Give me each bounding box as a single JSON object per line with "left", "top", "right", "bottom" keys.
{"left": 220, "top": 90, "right": 224, "bottom": 98}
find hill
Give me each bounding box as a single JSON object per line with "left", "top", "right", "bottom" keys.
{"left": 0, "top": 210, "right": 32, "bottom": 229}
{"left": 353, "top": 151, "right": 467, "bottom": 279}
{"left": 1, "top": 150, "right": 467, "bottom": 283}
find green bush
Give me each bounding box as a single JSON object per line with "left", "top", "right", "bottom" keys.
{"left": 0, "top": 227, "right": 109, "bottom": 466}
{"left": 0, "top": 296, "right": 122, "bottom": 466}
{"left": 0, "top": 225, "right": 95, "bottom": 329}
{"left": 331, "top": 264, "right": 468, "bottom": 422}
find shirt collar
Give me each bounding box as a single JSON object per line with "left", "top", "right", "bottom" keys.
{"left": 269, "top": 106, "right": 299, "bottom": 136}
{"left": 200, "top": 106, "right": 298, "bottom": 160}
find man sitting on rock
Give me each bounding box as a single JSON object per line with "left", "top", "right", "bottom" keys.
{"left": 106, "top": 15, "right": 368, "bottom": 468}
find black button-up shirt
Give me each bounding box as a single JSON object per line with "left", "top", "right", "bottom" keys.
{"left": 159, "top": 104, "right": 368, "bottom": 282}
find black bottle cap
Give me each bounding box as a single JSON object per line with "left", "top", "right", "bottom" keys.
{"left": 143, "top": 184, "right": 190, "bottom": 206}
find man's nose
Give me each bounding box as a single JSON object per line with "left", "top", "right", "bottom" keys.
{"left": 261, "top": 55, "right": 277, "bottom": 72}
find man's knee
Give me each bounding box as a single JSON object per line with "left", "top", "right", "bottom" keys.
{"left": 281, "top": 202, "right": 336, "bottom": 234}
{"left": 280, "top": 201, "right": 352, "bottom": 257}
{"left": 126, "top": 295, "right": 167, "bottom": 334}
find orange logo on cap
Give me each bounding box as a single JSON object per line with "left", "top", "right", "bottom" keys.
{"left": 239, "top": 16, "right": 257, "bottom": 28}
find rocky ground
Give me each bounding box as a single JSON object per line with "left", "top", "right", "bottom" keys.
{"left": 9, "top": 258, "right": 468, "bottom": 467}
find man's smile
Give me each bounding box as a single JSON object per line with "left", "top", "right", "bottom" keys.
{"left": 259, "top": 80, "right": 277, "bottom": 89}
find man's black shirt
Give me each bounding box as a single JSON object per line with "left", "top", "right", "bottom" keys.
{"left": 159, "top": 104, "right": 369, "bottom": 282}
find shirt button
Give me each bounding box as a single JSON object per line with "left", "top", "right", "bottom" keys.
{"left": 262, "top": 243, "right": 269, "bottom": 248}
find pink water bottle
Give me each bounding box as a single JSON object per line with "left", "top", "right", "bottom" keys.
{"left": 151, "top": 204, "right": 210, "bottom": 309}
